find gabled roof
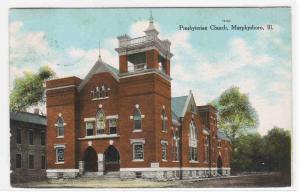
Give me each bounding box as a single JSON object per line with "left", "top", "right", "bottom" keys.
{"left": 10, "top": 111, "right": 46, "bottom": 126}
{"left": 78, "top": 58, "right": 119, "bottom": 91}
{"left": 106, "top": 64, "right": 119, "bottom": 74}
{"left": 171, "top": 90, "right": 196, "bottom": 118}
{"left": 171, "top": 95, "right": 188, "bottom": 118}
{"left": 217, "top": 130, "right": 231, "bottom": 141}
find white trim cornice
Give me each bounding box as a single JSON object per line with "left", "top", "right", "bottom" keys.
{"left": 77, "top": 134, "right": 120, "bottom": 140}
{"left": 46, "top": 85, "right": 76, "bottom": 92}
{"left": 84, "top": 118, "right": 96, "bottom": 122}
{"left": 130, "top": 138, "right": 145, "bottom": 144}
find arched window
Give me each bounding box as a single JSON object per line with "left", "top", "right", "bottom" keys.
{"left": 204, "top": 136, "right": 209, "bottom": 162}
{"left": 91, "top": 84, "right": 109, "bottom": 99}
{"left": 189, "top": 119, "right": 198, "bottom": 161}
{"left": 161, "top": 108, "right": 167, "bottom": 131}
{"left": 56, "top": 117, "right": 64, "bottom": 137}
{"left": 172, "top": 127, "right": 180, "bottom": 161}
{"left": 96, "top": 109, "right": 106, "bottom": 134}
{"left": 189, "top": 120, "right": 197, "bottom": 141}
{"left": 133, "top": 107, "right": 142, "bottom": 130}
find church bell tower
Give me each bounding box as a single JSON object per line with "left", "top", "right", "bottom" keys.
{"left": 116, "top": 14, "right": 174, "bottom": 169}
{"left": 115, "top": 13, "right": 172, "bottom": 77}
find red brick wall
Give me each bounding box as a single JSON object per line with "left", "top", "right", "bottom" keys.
{"left": 165, "top": 59, "right": 170, "bottom": 76}
{"left": 181, "top": 112, "right": 210, "bottom": 168}
{"left": 78, "top": 72, "right": 119, "bottom": 138}
{"left": 46, "top": 76, "right": 82, "bottom": 89}
{"left": 77, "top": 72, "right": 120, "bottom": 161}
{"left": 146, "top": 49, "right": 159, "bottom": 69}
{"left": 45, "top": 68, "right": 231, "bottom": 171}
{"left": 119, "top": 55, "right": 128, "bottom": 73}
{"left": 46, "top": 76, "right": 81, "bottom": 169}
{"left": 216, "top": 140, "right": 231, "bottom": 168}
{"left": 118, "top": 72, "right": 176, "bottom": 168}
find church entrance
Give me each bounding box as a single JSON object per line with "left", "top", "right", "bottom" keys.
{"left": 217, "top": 155, "right": 223, "bottom": 175}
{"left": 104, "top": 145, "right": 120, "bottom": 172}
{"left": 84, "top": 147, "right": 98, "bottom": 172}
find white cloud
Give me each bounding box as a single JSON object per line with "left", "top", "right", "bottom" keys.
{"left": 170, "top": 36, "right": 272, "bottom": 83}
{"left": 103, "top": 37, "right": 118, "bottom": 51}
{"left": 9, "top": 65, "right": 25, "bottom": 90}
{"left": 9, "top": 21, "right": 60, "bottom": 89}
{"left": 9, "top": 20, "right": 119, "bottom": 87}
{"left": 63, "top": 47, "right": 118, "bottom": 78}
{"left": 250, "top": 95, "right": 291, "bottom": 135}
{"left": 9, "top": 21, "right": 57, "bottom": 68}
{"left": 129, "top": 20, "right": 162, "bottom": 38}
{"left": 169, "top": 31, "right": 192, "bottom": 51}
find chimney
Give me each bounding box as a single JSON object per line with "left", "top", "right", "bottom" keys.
{"left": 33, "top": 108, "right": 39, "bottom": 115}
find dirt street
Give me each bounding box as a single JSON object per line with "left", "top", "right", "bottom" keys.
{"left": 12, "top": 172, "right": 290, "bottom": 188}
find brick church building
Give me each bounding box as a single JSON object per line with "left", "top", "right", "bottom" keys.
{"left": 45, "top": 16, "right": 231, "bottom": 179}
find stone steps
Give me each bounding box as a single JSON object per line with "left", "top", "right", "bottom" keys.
{"left": 82, "top": 172, "right": 103, "bottom": 178}
{"left": 104, "top": 171, "right": 120, "bottom": 178}
{"left": 82, "top": 171, "right": 120, "bottom": 178}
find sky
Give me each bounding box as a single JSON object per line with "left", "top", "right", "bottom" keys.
{"left": 9, "top": 8, "right": 292, "bottom": 135}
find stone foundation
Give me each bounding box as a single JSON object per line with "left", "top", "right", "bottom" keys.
{"left": 46, "top": 169, "right": 79, "bottom": 179}
{"left": 46, "top": 167, "right": 230, "bottom": 180}
{"left": 119, "top": 168, "right": 230, "bottom": 180}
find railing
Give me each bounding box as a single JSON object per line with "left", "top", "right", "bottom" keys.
{"left": 119, "top": 35, "right": 170, "bottom": 51}
{"left": 128, "top": 63, "right": 146, "bottom": 72}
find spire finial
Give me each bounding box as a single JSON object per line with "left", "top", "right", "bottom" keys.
{"left": 149, "top": 10, "right": 153, "bottom": 23}
{"left": 98, "top": 40, "right": 102, "bottom": 61}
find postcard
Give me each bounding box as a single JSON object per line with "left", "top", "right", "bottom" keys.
{"left": 7, "top": 6, "right": 292, "bottom": 190}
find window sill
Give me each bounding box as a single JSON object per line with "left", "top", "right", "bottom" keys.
{"left": 56, "top": 136, "right": 64, "bottom": 139}
{"left": 133, "top": 129, "right": 142, "bottom": 133}
{"left": 189, "top": 160, "right": 199, "bottom": 163}
{"left": 172, "top": 161, "right": 180, "bottom": 162}
{"left": 132, "top": 159, "right": 144, "bottom": 162}
{"left": 161, "top": 130, "right": 168, "bottom": 133}
{"left": 78, "top": 134, "right": 120, "bottom": 140}
{"left": 162, "top": 160, "right": 168, "bottom": 162}
{"left": 92, "top": 97, "right": 109, "bottom": 101}
{"left": 55, "top": 162, "right": 65, "bottom": 165}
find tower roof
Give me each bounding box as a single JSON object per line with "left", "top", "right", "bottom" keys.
{"left": 144, "top": 11, "right": 159, "bottom": 36}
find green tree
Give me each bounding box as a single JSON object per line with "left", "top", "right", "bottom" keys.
{"left": 212, "top": 86, "right": 259, "bottom": 144}
{"left": 10, "top": 66, "right": 55, "bottom": 111}
{"left": 263, "top": 127, "right": 291, "bottom": 175}
{"left": 232, "top": 133, "right": 264, "bottom": 172}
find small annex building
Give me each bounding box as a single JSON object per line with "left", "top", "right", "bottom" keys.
{"left": 45, "top": 16, "right": 231, "bottom": 180}
{"left": 10, "top": 111, "right": 47, "bottom": 183}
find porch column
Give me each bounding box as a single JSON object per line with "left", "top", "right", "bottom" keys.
{"left": 97, "top": 153, "right": 104, "bottom": 176}
{"left": 79, "top": 161, "right": 84, "bottom": 175}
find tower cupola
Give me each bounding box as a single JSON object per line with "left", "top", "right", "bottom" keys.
{"left": 115, "top": 13, "right": 173, "bottom": 79}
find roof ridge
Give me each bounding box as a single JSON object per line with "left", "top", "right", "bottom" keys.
{"left": 172, "top": 95, "right": 188, "bottom": 99}
{"left": 78, "top": 60, "right": 119, "bottom": 91}
{"left": 10, "top": 110, "right": 45, "bottom": 117}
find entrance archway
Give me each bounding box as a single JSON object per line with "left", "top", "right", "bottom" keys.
{"left": 104, "top": 145, "right": 120, "bottom": 172}
{"left": 84, "top": 147, "right": 98, "bottom": 172}
{"left": 217, "top": 155, "right": 223, "bottom": 175}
